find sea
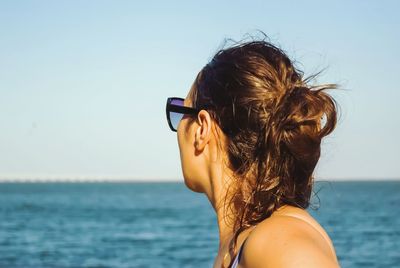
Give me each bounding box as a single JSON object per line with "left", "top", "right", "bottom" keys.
{"left": 0, "top": 181, "right": 399, "bottom": 268}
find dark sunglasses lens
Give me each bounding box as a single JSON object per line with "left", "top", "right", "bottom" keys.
{"left": 170, "top": 99, "right": 184, "bottom": 131}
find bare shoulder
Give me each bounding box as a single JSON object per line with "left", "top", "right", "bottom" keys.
{"left": 239, "top": 208, "right": 340, "bottom": 268}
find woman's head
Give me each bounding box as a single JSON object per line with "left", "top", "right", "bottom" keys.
{"left": 169, "top": 34, "right": 339, "bottom": 264}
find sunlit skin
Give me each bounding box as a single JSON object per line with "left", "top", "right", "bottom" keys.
{"left": 176, "top": 86, "right": 340, "bottom": 268}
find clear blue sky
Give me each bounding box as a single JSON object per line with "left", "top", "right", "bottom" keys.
{"left": 1, "top": 1, "right": 399, "bottom": 181}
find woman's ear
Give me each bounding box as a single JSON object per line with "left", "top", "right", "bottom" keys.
{"left": 194, "top": 110, "right": 212, "bottom": 151}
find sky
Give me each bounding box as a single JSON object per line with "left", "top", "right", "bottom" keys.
{"left": 0, "top": 1, "right": 399, "bottom": 181}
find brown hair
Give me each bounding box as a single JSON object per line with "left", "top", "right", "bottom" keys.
{"left": 190, "top": 34, "right": 339, "bottom": 268}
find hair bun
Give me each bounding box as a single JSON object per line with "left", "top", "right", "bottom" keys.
{"left": 287, "top": 85, "right": 309, "bottom": 98}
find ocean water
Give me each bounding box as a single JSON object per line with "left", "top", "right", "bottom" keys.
{"left": 0, "top": 181, "right": 399, "bottom": 268}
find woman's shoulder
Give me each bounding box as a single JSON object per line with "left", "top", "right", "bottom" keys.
{"left": 239, "top": 206, "right": 340, "bottom": 268}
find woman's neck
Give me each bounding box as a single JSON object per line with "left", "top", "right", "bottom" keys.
{"left": 202, "top": 163, "right": 238, "bottom": 250}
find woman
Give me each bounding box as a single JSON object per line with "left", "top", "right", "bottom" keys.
{"left": 166, "top": 37, "right": 341, "bottom": 268}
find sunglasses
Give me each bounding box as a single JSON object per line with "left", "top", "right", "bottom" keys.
{"left": 166, "top": 97, "right": 200, "bottom": 132}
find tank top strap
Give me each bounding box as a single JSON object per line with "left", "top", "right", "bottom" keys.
{"left": 231, "top": 225, "right": 257, "bottom": 267}
{"left": 230, "top": 239, "right": 246, "bottom": 268}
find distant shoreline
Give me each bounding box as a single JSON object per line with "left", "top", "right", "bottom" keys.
{"left": 0, "top": 178, "right": 180, "bottom": 183}
{"left": 0, "top": 178, "right": 399, "bottom": 183}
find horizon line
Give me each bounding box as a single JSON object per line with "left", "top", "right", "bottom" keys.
{"left": 0, "top": 176, "right": 399, "bottom": 183}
